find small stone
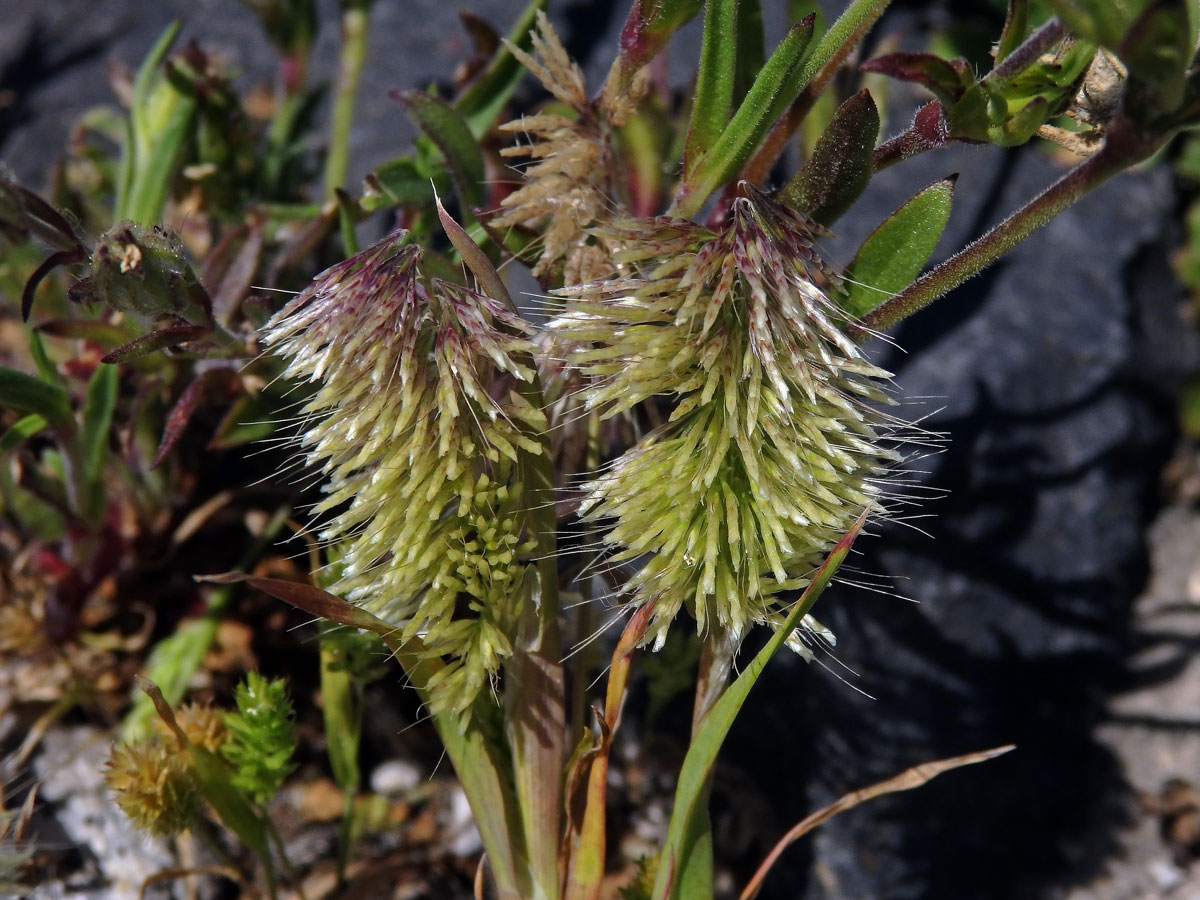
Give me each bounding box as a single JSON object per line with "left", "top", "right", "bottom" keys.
{"left": 1147, "top": 856, "right": 1184, "bottom": 891}
{"left": 370, "top": 758, "right": 423, "bottom": 795}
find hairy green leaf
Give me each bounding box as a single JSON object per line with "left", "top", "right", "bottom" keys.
{"left": 843, "top": 176, "right": 955, "bottom": 319}
{"left": 781, "top": 89, "right": 879, "bottom": 226}
{"left": 673, "top": 17, "right": 816, "bottom": 216}
{"left": 686, "top": 0, "right": 739, "bottom": 170}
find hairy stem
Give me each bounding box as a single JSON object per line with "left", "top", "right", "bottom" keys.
{"left": 862, "top": 120, "right": 1160, "bottom": 332}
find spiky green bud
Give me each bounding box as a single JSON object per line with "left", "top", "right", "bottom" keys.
{"left": 221, "top": 672, "right": 296, "bottom": 805}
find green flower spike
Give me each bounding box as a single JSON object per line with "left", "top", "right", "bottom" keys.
{"left": 552, "top": 185, "right": 903, "bottom": 653}
{"left": 263, "top": 231, "right": 547, "bottom": 722}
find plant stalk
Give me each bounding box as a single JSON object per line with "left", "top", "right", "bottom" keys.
{"left": 862, "top": 120, "right": 1161, "bottom": 332}
{"left": 324, "top": 1, "right": 371, "bottom": 198}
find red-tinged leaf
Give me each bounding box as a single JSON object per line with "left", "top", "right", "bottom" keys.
{"left": 22, "top": 248, "right": 86, "bottom": 321}
{"left": 18, "top": 183, "right": 85, "bottom": 251}
{"left": 780, "top": 89, "right": 880, "bottom": 226}
{"left": 435, "top": 191, "right": 513, "bottom": 310}
{"left": 152, "top": 370, "right": 223, "bottom": 468}
{"left": 604, "top": 599, "right": 656, "bottom": 732}
{"left": 198, "top": 573, "right": 398, "bottom": 638}
{"left": 100, "top": 323, "right": 209, "bottom": 363}
{"left": 201, "top": 224, "right": 264, "bottom": 326}
{"left": 458, "top": 11, "right": 501, "bottom": 78}
{"left": 861, "top": 52, "right": 973, "bottom": 105}
{"left": 616, "top": 0, "right": 704, "bottom": 72}
{"left": 872, "top": 100, "right": 953, "bottom": 171}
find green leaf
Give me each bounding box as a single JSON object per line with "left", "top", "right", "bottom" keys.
{"left": 787, "top": 0, "right": 892, "bottom": 119}
{"left": 187, "top": 744, "right": 272, "bottom": 862}
{"left": 673, "top": 17, "right": 816, "bottom": 217}
{"left": 0, "top": 414, "right": 48, "bottom": 454}
{"left": 319, "top": 625, "right": 366, "bottom": 794}
{"left": 780, "top": 89, "right": 879, "bottom": 226}
{"left": 209, "top": 392, "right": 284, "bottom": 449}
{"left": 999, "top": 94, "right": 1050, "bottom": 143}
{"left": 842, "top": 176, "right": 955, "bottom": 319}
{"left": 996, "top": 0, "right": 1029, "bottom": 62}
{"left": 28, "top": 330, "right": 63, "bottom": 387}
{"left": 335, "top": 188, "right": 360, "bottom": 256}
{"left": 121, "top": 615, "right": 220, "bottom": 741}
{"left": 0, "top": 365, "right": 72, "bottom": 427}
{"left": 685, "top": 0, "right": 739, "bottom": 170}
{"left": 455, "top": 0, "right": 547, "bottom": 139}
{"left": 115, "top": 19, "right": 182, "bottom": 217}
{"left": 395, "top": 90, "right": 486, "bottom": 214}
{"left": 650, "top": 518, "right": 865, "bottom": 900}
{"left": 361, "top": 156, "right": 430, "bottom": 211}
{"left": 1047, "top": 0, "right": 1149, "bottom": 49}
{"left": 79, "top": 363, "right": 118, "bottom": 516}
{"left": 201, "top": 573, "right": 529, "bottom": 899}
{"left": 733, "top": 0, "right": 767, "bottom": 105}
{"left": 117, "top": 21, "right": 199, "bottom": 223}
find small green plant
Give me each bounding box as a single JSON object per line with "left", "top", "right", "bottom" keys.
{"left": 3, "top": 0, "right": 1198, "bottom": 898}
{"left": 105, "top": 676, "right": 296, "bottom": 892}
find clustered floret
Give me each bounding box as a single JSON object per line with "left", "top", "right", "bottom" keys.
{"left": 550, "top": 187, "right": 899, "bottom": 651}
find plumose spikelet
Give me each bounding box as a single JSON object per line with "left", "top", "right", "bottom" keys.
{"left": 263, "top": 231, "right": 547, "bottom": 723}
{"left": 492, "top": 11, "right": 643, "bottom": 285}
{"left": 551, "top": 185, "right": 903, "bottom": 651}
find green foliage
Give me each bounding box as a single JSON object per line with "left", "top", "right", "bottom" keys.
{"left": 673, "top": 16, "right": 815, "bottom": 216}
{"left": 843, "top": 176, "right": 956, "bottom": 319}
{"left": 116, "top": 23, "right": 198, "bottom": 224}
{"left": 396, "top": 91, "right": 487, "bottom": 212}
{"left": 781, "top": 89, "right": 880, "bottom": 225}
{"left": 0, "top": 365, "right": 72, "bottom": 427}
{"left": 221, "top": 672, "right": 297, "bottom": 806}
